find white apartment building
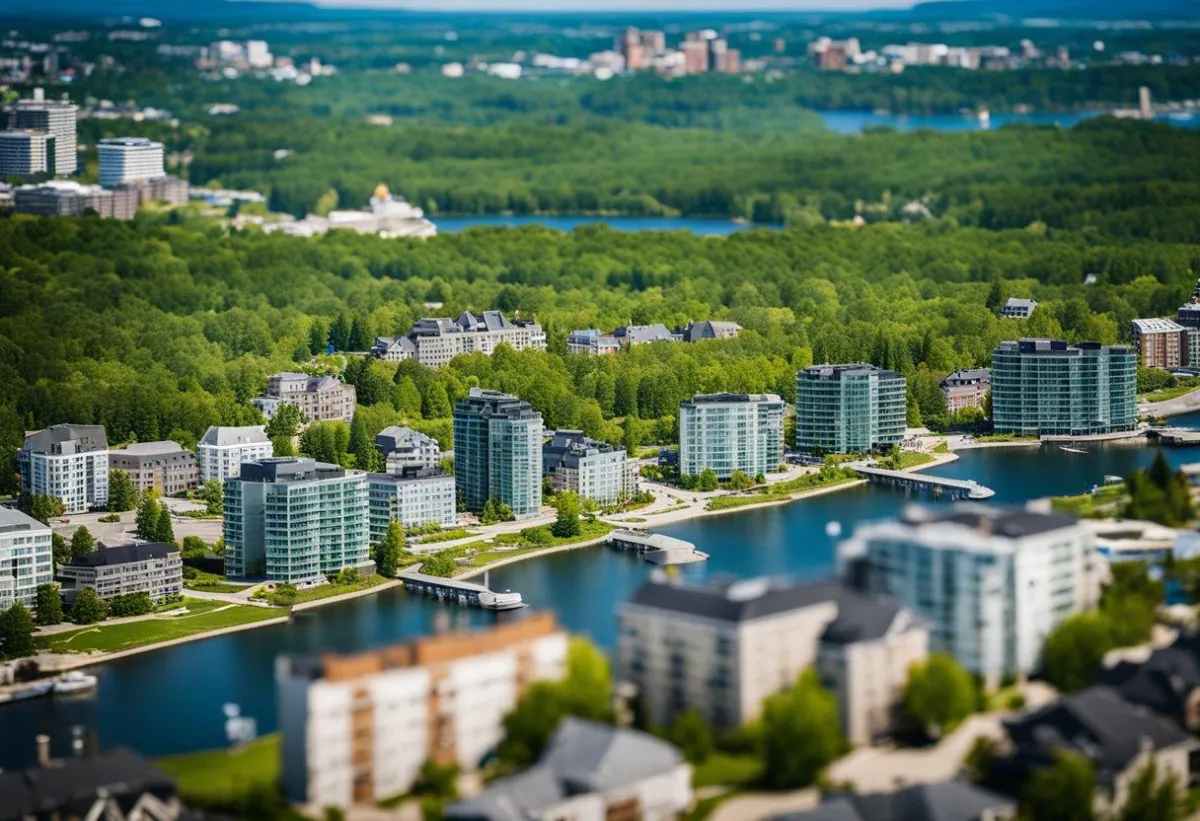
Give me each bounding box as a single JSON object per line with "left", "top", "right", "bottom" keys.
{"left": 542, "top": 430, "right": 637, "bottom": 505}
{"left": 0, "top": 507, "right": 53, "bottom": 611}
{"left": 9, "top": 89, "right": 77, "bottom": 177}
{"left": 196, "top": 425, "right": 273, "bottom": 484}
{"left": 375, "top": 426, "right": 441, "bottom": 472}
{"left": 18, "top": 424, "right": 109, "bottom": 514}
{"left": 253, "top": 373, "right": 357, "bottom": 424}
{"left": 386, "top": 311, "right": 546, "bottom": 368}
{"left": 839, "top": 505, "right": 1101, "bottom": 686}
{"left": 678, "top": 393, "right": 785, "bottom": 479}
{"left": 566, "top": 329, "right": 621, "bottom": 356}
{"left": 246, "top": 40, "right": 273, "bottom": 68}
{"left": 367, "top": 469, "right": 457, "bottom": 540}
{"left": 97, "top": 137, "right": 165, "bottom": 188}
{"left": 277, "top": 614, "right": 568, "bottom": 809}
{"left": 58, "top": 542, "right": 183, "bottom": 603}
{"left": 0, "top": 129, "right": 54, "bottom": 177}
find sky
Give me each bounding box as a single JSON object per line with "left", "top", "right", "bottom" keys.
{"left": 312, "top": 0, "right": 916, "bottom": 9}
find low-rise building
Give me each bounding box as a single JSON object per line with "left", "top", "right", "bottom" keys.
{"left": 370, "top": 335, "right": 416, "bottom": 362}
{"left": 679, "top": 393, "right": 786, "bottom": 479}
{"left": 58, "top": 542, "right": 183, "bottom": 602}
{"left": 1097, "top": 631, "right": 1200, "bottom": 732}
{"left": 542, "top": 430, "right": 637, "bottom": 505}
{"left": 375, "top": 426, "right": 441, "bottom": 472}
{"left": 940, "top": 368, "right": 991, "bottom": 412}
{"left": 566, "top": 328, "right": 621, "bottom": 356}
{"left": 18, "top": 424, "right": 110, "bottom": 514}
{"left": 196, "top": 425, "right": 273, "bottom": 484}
{"left": 0, "top": 507, "right": 53, "bottom": 610}
{"left": 108, "top": 441, "right": 198, "bottom": 497}
{"left": 677, "top": 320, "right": 742, "bottom": 343}
{"left": 614, "top": 323, "right": 674, "bottom": 346}
{"left": 777, "top": 781, "right": 1015, "bottom": 821}
{"left": 0, "top": 129, "right": 55, "bottom": 176}
{"left": 446, "top": 719, "right": 693, "bottom": 821}
{"left": 277, "top": 614, "right": 568, "bottom": 808}
{"left": 13, "top": 180, "right": 139, "bottom": 219}
{"left": 367, "top": 468, "right": 457, "bottom": 540}
{"left": 999, "top": 297, "right": 1038, "bottom": 318}
{"left": 253, "top": 372, "right": 357, "bottom": 424}
{"left": 378, "top": 311, "right": 546, "bottom": 368}
{"left": 795, "top": 364, "right": 907, "bottom": 454}
{"left": 1132, "top": 318, "right": 1190, "bottom": 369}
{"left": 97, "top": 137, "right": 165, "bottom": 188}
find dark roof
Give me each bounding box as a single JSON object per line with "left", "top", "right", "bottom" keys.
{"left": 799, "top": 363, "right": 902, "bottom": 382}
{"left": 777, "top": 781, "right": 1015, "bottom": 821}
{"left": 907, "top": 506, "right": 1078, "bottom": 539}
{"left": 454, "top": 388, "right": 541, "bottom": 422}
{"left": 627, "top": 577, "right": 846, "bottom": 624}
{"left": 941, "top": 368, "right": 991, "bottom": 386}
{"left": 0, "top": 748, "right": 178, "bottom": 821}
{"left": 820, "top": 589, "right": 906, "bottom": 644}
{"left": 69, "top": 542, "right": 177, "bottom": 567}
{"left": 1096, "top": 631, "right": 1200, "bottom": 722}
{"left": 445, "top": 764, "right": 565, "bottom": 821}
{"left": 237, "top": 457, "right": 346, "bottom": 483}
{"left": 22, "top": 424, "right": 108, "bottom": 455}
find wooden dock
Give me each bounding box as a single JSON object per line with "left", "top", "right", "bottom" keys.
{"left": 853, "top": 466, "right": 995, "bottom": 500}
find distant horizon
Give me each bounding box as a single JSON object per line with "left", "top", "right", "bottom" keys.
{"left": 308, "top": 0, "right": 920, "bottom": 10}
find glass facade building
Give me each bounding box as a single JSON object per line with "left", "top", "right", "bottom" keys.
{"left": 678, "top": 393, "right": 786, "bottom": 479}
{"left": 991, "top": 339, "right": 1137, "bottom": 436}
{"left": 795, "top": 365, "right": 907, "bottom": 454}
{"left": 225, "top": 458, "right": 370, "bottom": 583}
{"left": 367, "top": 469, "right": 456, "bottom": 540}
{"left": 453, "top": 388, "right": 543, "bottom": 519}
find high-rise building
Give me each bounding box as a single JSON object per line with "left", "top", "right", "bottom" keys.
{"left": 542, "top": 430, "right": 637, "bottom": 505}
{"left": 18, "top": 424, "right": 109, "bottom": 514}
{"left": 277, "top": 614, "right": 568, "bottom": 808}
{"left": 641, "top": 30, "right": 666, "bottom": 56}
{"left": 1139, "top": 85, "right": 1153, "bottom": 120}
{"left": 0, "top": 507, "right": 53, "bottom": 610}
{"left": 109, "top": 441, "right": 199, "bottom": 497}
{"left": 97, "top": 137, "right": 165, "bottom": 188}
{"left": 453, "top": 388, "right": 543, "bottom": 519}
{"left": 678, "top": 393, "right": 785, "bottom": 479}
{"left": 619, "top": 28, "right": 647, "bottom": 71}
{"left": 1132, "top": 318, "right": 1189, "bottom": 369}
{"left": 681, "top": 40, "right": 709, "bottom": 74}
{"left": 367, "top": 468, "right": 456, "bottom": 540}
{"left": 196, "top": 425, "right": 273, "bottom": 484}
{"left": 795, "top": 364, "right": 907, "bottom": 454}
{"left": 708, "top": 38, "right": 728, "bottom": 72}
{"left": 245, "top": 40, "right": 273, "bottom": 69}
{"left": 990, "top": 339, "right": 1137, "bottom": 437}
{"left": 0, "top": 129, "right": 54, "bottom": 177}
{"left": 252, "top": 372, "right": 357, "bottom": 424}
{"left": 224, "top": 457, "right": 371, "bottom": 582}
{"left": 8, "top": 88, "right": 76, "bottom": 177}
{"left": 839, "top": 505, "right": 1100, "bottom": 686}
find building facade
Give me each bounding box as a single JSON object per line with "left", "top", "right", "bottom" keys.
{"left": 8, "top": 89, "right": 76, "bottom": 176}
{"left": 453, "top": 388, "right": 543, "bottom": 519}
{"left": 990, "top": 339, "right": 1138, "bottom": 437}
{"left": 0, "top": 129, "right": 54, "bottom": 177}
{"left": 0, "top": 507, "right": 53, "bottom": 611}
{"left": 277, "top": 614, "right": 568, "bottom": 808}
{"left": 379, "top": 311, "right": 546, "bottom": 368}
{"left": 375, "top": 426, "right": 441, "bottom": 473}
{"left": 795, "top": 364, "right": 907, "bottom": 454}
{"left": 678, "top": 393, "right": 786, "bottom": 479}
{"left": 97, "top": 137, "right": 165, "bottom": 188}
{"left": 58, "top": 542, "right": 183, "bottom": 602}
{"left": 542, "top": 430, "right": 636, "bottom": 505}
{"left": 196, "top": 425, "right": 273, "bottom": 484}
{"left": 839, "top": 506, "right": 1101, "bottom": 685}
{"left": 566, "top": 329, "right": 621, "bottom": 356}
{"left": 940, "top": 368, "right": 991, "bottom": 413}
{"left": 108, "top": 441, "right": 198, "bottom": 497}
{"left": 1132, "top": 318, "right": 1189, "bottom": 370}
{"left": 12, "top": 181, "right": 139, "bottom": 219}
{"left": 224, "top": 458, "right": 371, "bottom": 583}
{"left": 367, "top": 469, "right": 457, "bottom": 540}
{"left": 18, "top": 424, "right": 109, "bottom": 514}
{"left": 1000, "top": 298, "right": 1038, "bottom": 319}
{"left": 253, "top": 373, "right": 357, "bottom": 424}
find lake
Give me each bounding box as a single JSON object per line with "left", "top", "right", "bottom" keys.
{"left": 816, "top": 109, "right": 1200, "bottom": 134}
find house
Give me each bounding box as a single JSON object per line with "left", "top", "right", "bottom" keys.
{"left": 613, "top": 323, "right": 674, "bottom": 346}
{"left": 375, "top": 425, "right": 441, "bottom": 472}
{"left": 445, "top": 718, "right": 693, "bottom": 821}
{"left": 774, "top": 780, "right": 1016, "bottom": 821}
{"left": 678, "top": 320, "right": 742, "bottom": 344}
{"left": 566, "top": 329, "right": 621, "bottom": 356}
{"left": 370, "top": 335, "right": 416, "bottom": 362}
{"left": 1097, "top": 631, "right": 1200, "bottom": 731}
{"left": 999, "top": 298, "right": 1038, "bottom": 319}
{"left": 940, "top": 368, "right": 991, "bottom": 413}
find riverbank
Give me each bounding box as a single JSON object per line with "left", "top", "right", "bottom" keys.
{"left": 1140, "top": 386, "right": 1200, "bottom": 418}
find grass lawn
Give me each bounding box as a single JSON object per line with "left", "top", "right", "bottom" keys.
{"left": 692, "top": 752, "right": 764, "bottom": 789}
{"left": 37, "top": 602, "right": 284, "bottom": 654}
{"left": 891, "top": 451, "right": 935, "bottom": 470}
{"left": 156, "top": 734, "right": 280, "bottom": 807}
{"left": 184, "top": 569, "right": 251, "bottom": 595}
{"left": 1142, "top": 383, "right": 1200, "bottom": 403}
{"left": 973, "top": 433, "right": 1039, "bottom": 443}
{"left": 451, "top": 520, "right": 613, "bottom": 572}
{"left": 1051, "top": 481, "right": 1125, "bottom": 519}
{"left": 706, "top": 474, "right": 860, "bottom": 511}
{"left": 291, "top": 573, "right": 389, "bottom": 604}
{"left": 418, "top": 527, "right": 477, "bottom": 544}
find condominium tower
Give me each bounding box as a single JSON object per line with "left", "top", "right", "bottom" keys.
{"left": 678, "top": 393, "right": 785, "bottom": 479}
{"left": 0, "top": 507, "right": 53, "bottom": 610}
{"left": 990, "top": 339, "right": 1137, "bottom": 437}
{"left": 8, "top": 88, "right": 76, "bottom": 176}
{"left": 224, "top": 458, "right": 371, "bottom": 582}
{"left": 453, "top": 388, "right": 543, "bottom": 519}
{"left": 196, "top": 425, "right": 273, "bottom": 484}
{"left": 18, "top": 424, "right": 109, "bottom": 514}
{"left": 97, "top": 137, "right": 165, "bottom": 188}
{"left": 0, "top": 129, "right": 55, "bottom": 177}
{"left": 795, "top": 364, "right": 906, "bottom": 454}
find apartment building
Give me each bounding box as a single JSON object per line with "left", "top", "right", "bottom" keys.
{"left": 97, "top": 137, "right": 165, "bottom": 188}
{"left": 0, "top": 507, "right": 53, "bottom": 610}
{"left": 1131, "top": 318, "right": 1189, "bottom": 369}
{"left": 453, "top": 388, "right": 543, "bottom": 519}
{"left": 252, "top": 372, "right": 357, "bottom": 424}
{"left": 375, "top": 426, "right": 441, "bottom": 473}
{"left": 277, "top": 614, "right": 568, "bottom": 809}
{"left": 839, "top": 505, "right": 1101, "bottom": 686}
{"left": 566, "top": 329, "right": 621, "bottom": 356}
{"left": 18, "top": 424, "right": 109, "bottom": 514}
{"left": 990, "top": 339, "right": 1137, "bottom": 437}
{"left": 795, "top": 364, "right": 907, "bottom": 454}
{"left": 940, "top": 368, "right": 991, "bottom": 412}
{"left": 367, "top": 469, "right": 456, "bottom": 540}
{"left": 678, "top": 393, "right": 786, "bottom": 480}
{"left": 0, "top": 129, "right": 54, "bottom": 176}
{"left": 614, "top": 323, "right": 674, "bottom": 346}
{"left": 370, "top": 335, "right": 416, "bottom": 362}
{"left": 542, "top": 430, "right": 637, "bottom": 505}
{"left": 108, "top": 441, "right": 198, "bottom": 497}
{"left": 12, "top": 181, "right": 139, "bottom": 219}
{"left": 224, "top": 458, "right": 371, "bottom": 583}
{"left": 58, "top": 542, "right": 183, "bottom": 603}
{"left": 618, "top": 576, "right": 927, "bottom": 745}
{"left": 8, "top": 88, "right": 76, "bottom": 176}
{"left": 196, "top": 425, "right": 273, "bottom": 484}
{"left": 376, "top": 311, "right": 546, "bottom": 368}
{"left": 678, "top": 320, "right": 742, "bottom": 343}
{"left": 999, "top": 298, "right": 1038, "bottom": 319}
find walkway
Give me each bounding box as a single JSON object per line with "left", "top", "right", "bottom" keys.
{"left": 1140, "top": 387, "right": 1200, "bottom": 418}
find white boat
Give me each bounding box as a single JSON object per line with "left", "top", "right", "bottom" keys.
{"left": 53, "top": 671, "right": 98, "bottom": 695}
{"left": 1059, "top": 446, "right": 1087, "bottom": 454}
{"left": 477, "top": 589, "right": 525, "bottom": 611}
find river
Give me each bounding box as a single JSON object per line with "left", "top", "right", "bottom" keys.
{"left": 4, "top": 441, "right": 1200, "bottom": 768}
{"left": 817, "top": 109, "right": 1200, "bottom": 134}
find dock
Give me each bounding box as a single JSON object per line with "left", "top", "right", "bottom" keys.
{"left": 853, "top": 466, "right": 994, "bottom": 500}
{"left": 1148, "top": 428, "right": 1200, "bottom": 447}
{"left": 607, "top": 529, "right": 709, "bottom": 565}
{"left": 398, "top": 568, "right": 525, "bottom": 610}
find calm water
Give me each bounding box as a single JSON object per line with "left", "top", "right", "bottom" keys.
{"left": 5, "top": 443, "right": 1200, "bottom": 767}
{"left": 817, "top": 109, "right": 1200, "bottom": 134}
{"left": 435, "top": 216, "right": 780, "bottom": 235}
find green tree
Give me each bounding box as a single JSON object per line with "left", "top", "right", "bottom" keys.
{"left": 0, "top": 601, "right": 36, "bottom": 659}
{"left": 986, "top": 280, "right": 1004, "bottom": 312}
{"left": 308, "top": 318, "right": 329, "bottom": 355}
{"left": 266, "top": 403, "right": 303, "bottom": 438}
{"left": 697, "top": 468, "right": 719, "bottom": 492}
{"left": 135, "top": 496, "right": 161, "bottom": 541}
{"left": 1117, "top": 758, "right": 1184, "bottom": 821}
{"left": 154, "top": 501, "right": 175, "bottom": 545}
{"left": 349, "top": 413, "right": 382, "bottom": 472}
{"left": 1021, "top": 751, "right": 1097, "bottom": 821}
{"left": 51, "top": 533, "right": 70, "bottom": 570}
{"left": 902, "top": 653, "right": 977, "bottom": 739}
{"left": 108, "top": 591, "right": 154, "bottom": 618}
{"left": 662, "top": 708, "right": 715, "bottom": 764}
{"left": 480, "top": 497, "right": 499, "bottom": 525}
{"left": 375, "top": 520, "right": 404, "bottom": 578}
{"left": 107, "top": 470, "right": 139, "bottom": 512}
{"left": 182, "top": 535, "right": 208, "bottom": 555}
{"left": 728, "top": 470, "right": 754, "bottom": 490}
{"left": 34, "top": 583, "right": 63, "bottom": 626}
{"left": 70, "top": 526, "right": 96, "bottom": 560}
{"left": 27, "top": 494, "right": 65, "bottom": 524}
{"left": 70, "top": 587, "right": 107, "bottom": 625}
{"left": 199, "top": 479, "right": 224, "bottom": 515}
{"left": 1039, "top": 613, "right": 1115, "bottom": 692}
{"left": 760, "top": 669, "right": 846, "bottom": 789}
{"left": 551, "top": 491, "right": 582, "bottom": 539}
{"left": 421, "top": 552, "right": 457, "bottom": 577}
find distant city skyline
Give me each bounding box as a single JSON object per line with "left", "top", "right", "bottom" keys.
{"left": 312, "top": 0, "right": 917, "bottom": 9}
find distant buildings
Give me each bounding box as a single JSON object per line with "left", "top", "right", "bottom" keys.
{"left": 196, "top": 425, "right": 272, "bottom": 484}
{"left": 277, "top": 614, "right": 568, "bottom": 808}
{"left": 0, "top": 507, "right": 53, "bottom": 610}
{"left": 253, "top": 372, "right": 357, "bottom": 424}
{"left": 840, "top": 505, "right": 1100, "bottom": 685}
{"left": 1132, "top": 317, "right": 1190, "bottom": 369}
{"left": 783, "top": 781, "right": 1015, "bottom": 821}
{"left": 375, "top": 426, "right": 441, "bottom": 473}
{"left": 108, "top": 441, "right": 198, "bottom": 497}
{"left": 59, "top": 541, "right": 183, "bottom": 603}
{"left": 373, "top": 310, "right": 546, "bottom": 368}
{"left": 6, "top": 87, "right": 76, "bottom": 176}
{"left": 0, "top": 129, "right": 55, "bottom": 177}
{"left": 12, "top": 180, "right": 139, "bottom": 219}
{"left": 542, "top": 430, "right": 637, "bottom": 505}
{"left": 367, "top": 468, "right": 456, "bottom": 539}
{"left": 619, "top": 576, "right": 927, "bottom": 745}
{"left": 678, "top": 393, "right": 785, "bottom": 479}
{"left": 990, "top": 339, "right": 1137, "bottom": 437}
{"left": 999, "top": 298, "right": 1038, "bottom": 319}
{"left": 940, "top": 368, "right": 991, "bottom": 412}
{"left": 566, "top": 328, "right": 620, "bottom": 356}
{"left": 97, "top": 137, "right": 164, "bottom": 188}
{"left": 264, "top": 184, "right": 435, "bottom": 240}
{"left": 18, "top": 424, "right": 109, "bottom": 514}
{"left": 810, "top": 37, "right": 860, "bottom": 70}
{"left": 453, "top": 388, "right": 543, "bottom": 519}
{"left": 795, "top": 364, "right": 907, "bottom": 454}
{"left": 224, "top": 457, "right": 371, "bottom": 582}
{"left": 614, "top": 323, "right": 674, "bottom": 346}
{"left": 567, "top": 320, "right": 741, "bottom": 354}
{"left": 678, "top": 319, "right": 741, "bottom": 343}
{"left": 446, "top": 719, "right": 693, "bottom": 821}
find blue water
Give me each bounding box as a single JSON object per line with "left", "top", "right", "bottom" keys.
{"left": 4, "top": 442, "right": 1200, "bottom": 767}
{"left": 435, "top": 215, "right": 780, "bottom": 234}
{"left": 817, "top": 109, "right": 1200, "bottom": 134}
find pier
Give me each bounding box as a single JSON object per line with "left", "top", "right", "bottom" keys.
{"left": 607, "top": 529, "right": 708, "bottom": 565}
{"left": 853, "top": 466, "right": 994, "bottom": 500}
{"left": 397, "top": 568, "right": 525, "bottom": 610}
{"left": 1148, "top": 427, "right": 1200, "bottom": 447}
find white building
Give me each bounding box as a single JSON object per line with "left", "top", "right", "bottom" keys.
{"left": 0, "top": 129, "right": 54, "bottom": 177}
{"left": 253, "top": 373, "right": 357, "bottom": 424}
{"left": 246, "top": 40, "right": 273, "bottom": 68}
{"left": 0, "top": 507, "right": 53, "bottom": 610}
{"left": 566, "top": 328, "right": 620, "bottom": 356}
{"left": 839, "top": 505, "right": 1101, "bottom": 686}
{"left": 18, "top": 424, "right": 109, "bottom": 514}
{"left": 367, "top": 469, "right": 456, "bottom": 540}
{"left": 542, "top": 430, "right": 637, "bottom": 505}
{"left": 196, "top": 425, "right": 273, "bottom": 484}
{"left": 375, "top": 426, "right": 441, "bottom": 472}
{"left": 1000, "top": 297, "right": 1038, "bottom": 319}
{"left": 97, "top": 137, "right": 165, "bottom": 188}
{"left": 8, "top": 88, "right": 77, "bottom": 177}
{"left": 678, "top": 393, "right": 785, "bottom": 480}
{"left": 390, "top": 311, "right": 546, "bottom": 369}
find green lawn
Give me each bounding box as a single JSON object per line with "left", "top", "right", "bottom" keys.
{"left": 1051, "top": 481, "right": 1125, "bottom": 519}
{"left": 452, "top": 520, "right": 613, "bottom": 572}
{"left": 253, "top": 573, "right": 390, "bottom": 606}
{"left": 1142, "top": 383, "right": 1200, "bottom": 403}
{"left": 156, "top": 734, "right": 280, "bottom": 807}
{"left": 973, "top": 433, "right": 1039, "bottom": 443}
{"left": 706, "top": 474, "right": 860, "bottom": 511}
{"left": 184, "top": 569, "right": 252, "bottom": 595}
{"left": 418, "top": 527, "right": 477, "bottom": 544}
{"left": 692, "top": 752, "right": 764, "bottom": 789}
{"left": 891, "top": 451, "right": 935, "bottom": 470}
{"left": 37, "top": 602, "right": 284, "bottom": 654}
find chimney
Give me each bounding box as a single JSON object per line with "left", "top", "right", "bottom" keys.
{"left": 35, "top": 735, "right": 50, "bottom": 766}
{"left": 33, "top": 87, "right": 44, "bottom": 102}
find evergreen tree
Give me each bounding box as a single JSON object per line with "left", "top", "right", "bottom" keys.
{"left": 135, "top": 497, "right": 161, "bottom": 541}
{"left": 394, "top": 377, "right": 423, "bottom": 418}
{"left": 34, "top": 583, "right": 63, "bottom": 626}
{"left": 265, "top": 404, "right": 302, "bottom": 438}
{"left": 155, "top": 501, "right": 176, "bottom": 545}
{"left": 376, "top": 521, "right": 404, "bottom": 578}
{"left": 199, "top": 480, "right": 224, "bottom": 515}
{"left": 986, "top": 280, "right": 1004, "bottom": 312}
{"left": 308, "top": 318, "right": 329, "bottom": 355}
{"left": 902, "top": 653, "right": 977, "bottom": 739}
{"left": 27, "top": 494, "right": 65, "bottom": 524}
{"left": 1021, "top": 751, "right": 1097, "bottom": 821}
{"left": 329, "top": 313, "right": 352, "bottom": 351}
{"left": 107, "top": 470, "right": 138, "bottom": 512}
{"left": 551, "top": 492, "right": 582, "bottom": 538}
{"left": 0, "top": 601, "right": 36, "bottom": 659}
{"left": 51, "top": 533, "right": 70, "bottom": 570}
{"left": 481, "top": 497, "right": 499, "bottom": 525}
{"left": 70, "top": 587, "right": 107, "bottom": 625}
{"left": 349, "top": 414, "right": 382, "bottom": 472}
{"left": 348, "top": 315, "right": 373, "bottom": 352}
{"left": 70, "top": 526, "right": 96, "bottom": 560}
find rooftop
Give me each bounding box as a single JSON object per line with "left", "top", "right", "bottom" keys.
{"left": 996, "top": 338, "right": 1132, "bottom": 356}
{"left": 0, "top": 748, "right": 177, "bottom": 820}
{"left": 198, "top": 425, "right": 269, "bottom": 447}
{"left": 775, "top": 781, "right": 1015, "bottom": 821}
{"left": 899, "top": 504, "right": 1079, "bottom": 539}
{"left": 799, "top": 363, "right": 902, "bottom": 381}
{"left": 0, "top": 506, "right": 50, "bottom": 536}
{"left": 98, "top": 137, "right": 163, "bottom": 148}
{"left": 630, "top": 576, "right": 854, "bottom": 625}
{"left": 455, "top": 387, "right": 542, "bottom": 422}
{"left": 1132, "top": 317, "right": 1186, "bottom": 334}
{"left": 22, "top": 424, "right": 108, "bottom": 455}
{"left": 681, "top": 392, "right": 784, "bottom": 406}
{"left": 112, "top": 441, "right": 188, "bottom": 457}
{"left": 941, "top": 368, "right": 990, "bottom": 385}
{"left": 237, "top": 457, "right": 348, "bottom": 483}
{"left": 68, "top": 542, "right": 178, "bottom": 568}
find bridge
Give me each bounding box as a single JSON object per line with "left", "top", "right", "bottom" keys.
{"left": 397, "top": 568, "right": 525, "bottom": 610}
{"left": 853, "top": 465, "right": 995, "bottom": 501}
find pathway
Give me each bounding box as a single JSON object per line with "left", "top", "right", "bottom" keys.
{"left": 710, "top": 789, "right": 818, "bottom": 821}
{"left": 1140, "top": 387, "right": 1200, "bottom": 418}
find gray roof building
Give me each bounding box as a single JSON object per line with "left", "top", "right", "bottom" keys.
{"left": 198, "top": 425, "right": 269, "bottom": 447}
{"left": 21, "top": 424, "right": 108, "bottom": 455}
{"left": 614, "top": 323, "right": 674, "bottom": 345}
{"left": 775, "top": 781, "right": 1015, "bottom": 821}
{"left": 678, "top": 320, "right": 742, "bottom": 343}
{"left": 1098, "top": 631, "right": 1200, "bottom": 729}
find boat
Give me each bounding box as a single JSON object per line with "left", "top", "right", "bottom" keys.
{"left": 0, "top": 681, "right": 53, "bottom": 704}
{"left": 52, "top": 671, "right": 98, "bottom": 696}
{"left": 1103, "top": 475, "right": 1124, "bottom": 485}
{"left": 477, "top": 589, "right": 526, "bottom": 611}
{"left": 1059, "top": 446, "right": 1087, "bottom": 454}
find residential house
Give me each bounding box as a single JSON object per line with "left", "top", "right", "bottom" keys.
{"left": 677, "top": 320, "right": 741, "bottom": 343}
{"left": 999, "top": 298, "right": 1038, "bottom": 319}
{"left": 375, "top": 426, "right": 441, "bottom": 473}
{"left": 566, "top": 329, "right": 621, "bottom": 356}
{"left": 775, "top": 781, "right": 1016, "bottom": 821}
{"left": 940, "top": 368, "right": 991, "bottom": 413}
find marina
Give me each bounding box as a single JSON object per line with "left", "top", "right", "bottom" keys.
{"left": 1148, "top": 427, "right": 1200, "bottom": 447}
{"left": 0, "top": 671, "right": 98, "bottom": 705}
{"left": 397, "top": 568, "right": 526, "bottom": 611}
{"left": 852, "top": 464, "right": 995, "bottom": 500}
{"left": 606, "top": 529, "right": 709, "bottom": 565}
